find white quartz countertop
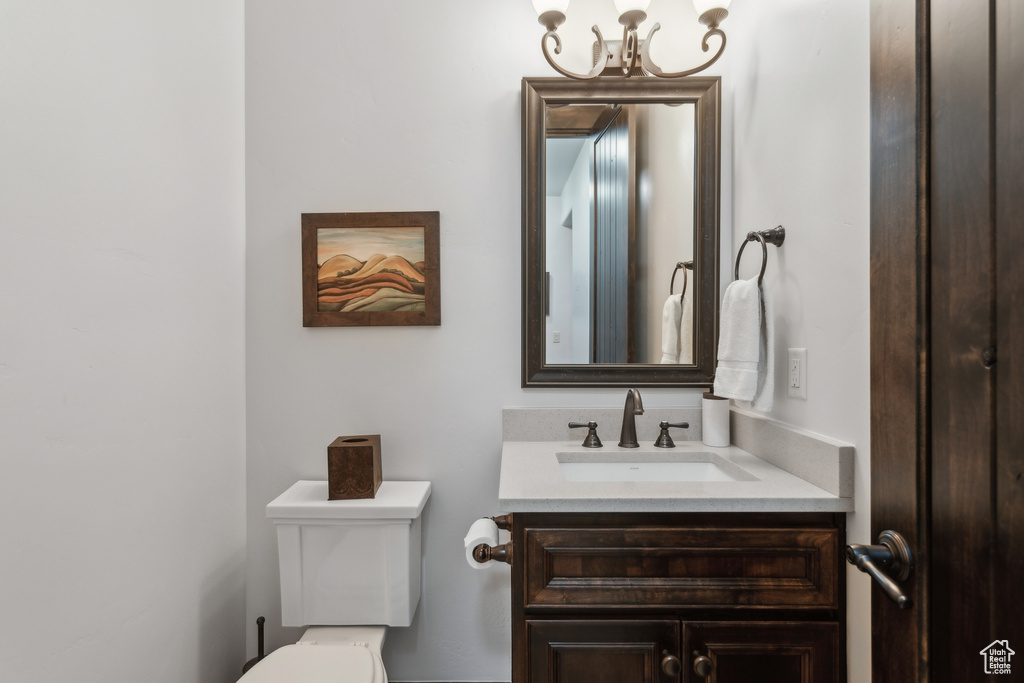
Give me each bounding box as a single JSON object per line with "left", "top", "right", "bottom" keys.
{"left": 498, "top": 440, "right": 853, "bottom": 513}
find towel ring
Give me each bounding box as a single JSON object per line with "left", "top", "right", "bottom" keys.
{"left": 669, "top": 260, "right": 693, "bottom": 303}
{"left": 734, "top": 226, "right": 786, "bottom": 284}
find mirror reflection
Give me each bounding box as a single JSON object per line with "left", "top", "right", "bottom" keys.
{"left": 544, "top": 102, "right": 696, "bottom": 365}
{"left": 522, "top": 77, "right": 720, "bottom": 387}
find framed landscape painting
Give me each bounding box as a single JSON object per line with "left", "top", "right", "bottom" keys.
{"left": 301, "top": 211, "right": 440, "bottom": 327}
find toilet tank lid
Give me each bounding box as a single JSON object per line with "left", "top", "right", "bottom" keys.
{"left": 267, "top": 481, "right": 431, "bottom": 520}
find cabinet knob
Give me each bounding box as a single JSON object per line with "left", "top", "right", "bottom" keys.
{"left": 660, "top": 650, "right": 682, "bottom": 676}
{"left": 693, "top": 653, "right": 714, "bottom": 678}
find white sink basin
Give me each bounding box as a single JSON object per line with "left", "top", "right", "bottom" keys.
{"left": 556, "top": 450, "right": 759, "bottom": 483}
{"left": 559, "top": 460, "right": 738, "bottom": 482}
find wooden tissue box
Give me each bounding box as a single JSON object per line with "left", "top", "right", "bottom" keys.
{"left": 327, "top": 435, "right": 382, "bottom": 500}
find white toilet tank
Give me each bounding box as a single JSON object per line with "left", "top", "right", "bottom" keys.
{"left": 267, "top": 480, "right": 431, "bottom": 628}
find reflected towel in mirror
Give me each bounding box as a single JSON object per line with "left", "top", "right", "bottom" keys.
{"left": 660, "top": 294, "right": 682, "bottom": 363}
{"left": 661, "top": 288, "right": 695, "bottom": 365}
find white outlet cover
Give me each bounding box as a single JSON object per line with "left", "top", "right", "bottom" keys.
{"left": 788, "top": 348, "right": 807, "bottom": 399}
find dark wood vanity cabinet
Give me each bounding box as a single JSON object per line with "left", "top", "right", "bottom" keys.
{"left": 510, "top": 512, "right": 845, "bottom": 683}
{"left": 527, "top": 619, "right": 680, "bottom": 683}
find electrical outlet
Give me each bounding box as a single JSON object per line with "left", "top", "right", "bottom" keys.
{"left": 553, "top": 331, "right": 561, "bottom": 343}
{"left": 788, "top": 348, "right": 807, "bottom": 399}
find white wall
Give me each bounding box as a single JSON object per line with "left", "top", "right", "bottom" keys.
{"left": 544, "top": 195, "right": 574, "bottom": 363}
{"left": 0, "top": 2, "right": 247, "bottom": 683}
{"left": 636, "top": 103, "right": 696, "bottom": 363}
{"left": 244, "top": 3, "right": 526, "bottom": 676}
{"left": 244, "top": 1, "right": 722, "bottom": 680}
{"left": 566, "top": 141, "right": 596, "bottom": 364}
{"left": 727, "top": 1, "right": 872, "bottom": 681}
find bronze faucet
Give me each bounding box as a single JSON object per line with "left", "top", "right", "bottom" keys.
{"left": 618, "top": 388, "right": 645, "bottom": 448}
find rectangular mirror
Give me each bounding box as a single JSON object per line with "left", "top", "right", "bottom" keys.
{"left": 522, "top": 77, "right": 721, "bottom": 387}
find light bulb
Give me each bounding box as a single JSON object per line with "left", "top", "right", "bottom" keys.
{"left": 613, "top": 0, "right": 652, "bottom": 15}
{"left": 532, "top": 0, "right": 571, "bottom": 15}
{"left": 691, "top": 0, "right": 731, "bottom": 16}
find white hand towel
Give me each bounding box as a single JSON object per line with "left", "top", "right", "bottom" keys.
{"left": 660, "top": 294, "right": 682, "bottom": 364}
{"left": 678, "top": 286, "right": 694, "bottom": 365}
{"left": 748, "top": 281, "right": 774, "bottom": 411}
{"left": 713, "top": 277, "right": 762, "bottom": 401}
{"left": 713, "top": 277, "right": 774, "bottom": 411}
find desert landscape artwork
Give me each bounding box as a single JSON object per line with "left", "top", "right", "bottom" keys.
{"left": 302, "top": 212, "right": 440, "bottom": 327}
{"left": 316, "top": 227, "right": 426, "bottom": 313}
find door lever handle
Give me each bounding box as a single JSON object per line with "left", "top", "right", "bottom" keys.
{"left": 846, "top": 530, "right": 914, "bottom": 609}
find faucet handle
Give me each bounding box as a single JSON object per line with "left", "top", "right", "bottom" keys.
{"left": 654, "top": 421, "right": 690, "bottom": 448}
{"left": 568, "top": 421, "right": 603, "bottom": 448}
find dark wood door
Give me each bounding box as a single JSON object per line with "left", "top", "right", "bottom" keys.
{"left": 683, "top": 622, "right": 840, "bottom": 683}
{"left": 593, "top": 107, "right": 635, "bottom": 362}
{"left": 869, "top": 0, "right": 1023, "bottom": 680}
{"left": 527, "top": 619, "right": 679, "bottom": 683}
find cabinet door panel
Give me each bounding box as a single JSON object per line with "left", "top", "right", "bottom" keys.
{"left": 528, "top": 619, "right": 680, "bottom": 683}
{"left": 683, "top": 621, "right": 839, "bottom": 683}
{"left": 524, "top": 526, "right": 839, "bottom": 610}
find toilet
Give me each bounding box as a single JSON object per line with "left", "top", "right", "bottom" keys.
{"left": 240, "top": 479, "right": 431, "bottom": 683}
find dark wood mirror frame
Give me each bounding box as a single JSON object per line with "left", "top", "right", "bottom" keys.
{"left": 522, "top": 76, "right": 721, "bottom": 387}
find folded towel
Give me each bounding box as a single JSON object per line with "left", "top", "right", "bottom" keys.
{"left": 714, "top": 276, "right": 774, "bottom": 411}
{"left": 660, "top": 294, "right": 682, "bottom": 364}
{"left": 714, "top": 277, "right": 760, "bottom": 399}
{"left": 678, "top": 286, "right": 694, "bottom": 364}
{"left": 748, "top": 281, "right": 774, "bottom": 411}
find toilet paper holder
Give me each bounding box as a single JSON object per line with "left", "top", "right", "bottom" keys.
{"left": 472, "top": 514, "right": 515, "bottom": 566}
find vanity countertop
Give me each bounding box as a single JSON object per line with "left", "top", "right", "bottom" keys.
{"left": 498, "top": 440, "right": 853, "bottom": 513}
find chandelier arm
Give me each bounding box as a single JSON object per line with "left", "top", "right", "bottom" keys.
{"left": 639, "top": 25, "right": 727, "bottom": 79}
{"left": 620, "top": 25, "right": 639, "bottom": 77}
{"left": 541, "top": 25, "right": 609, "bottom": 81}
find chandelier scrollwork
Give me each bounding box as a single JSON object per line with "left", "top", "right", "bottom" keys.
{"left": 532, "top": 0, "right": 731, "bottom": 80}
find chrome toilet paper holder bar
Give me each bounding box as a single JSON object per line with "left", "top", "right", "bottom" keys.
{"left": 472, "top": 515, "right": 515, "bottom": 566}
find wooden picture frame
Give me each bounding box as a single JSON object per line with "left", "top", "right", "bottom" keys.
{"left": 301, "top": 211, "right": 440, "bottom": 327}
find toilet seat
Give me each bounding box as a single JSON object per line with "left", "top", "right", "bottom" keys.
{"left": 238, "top": 643, "right": 385, "bottom": 683}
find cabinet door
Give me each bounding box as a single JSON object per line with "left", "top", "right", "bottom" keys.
{"left": 683, "top": 622, "right": 839, "bottom": 683}
{"left": 528, "top": 619, "right": 681, "bottom": 683}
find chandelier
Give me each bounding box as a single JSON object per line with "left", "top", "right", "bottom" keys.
{"left": 530, "top": 0, "right": 731, "bottom": 79}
